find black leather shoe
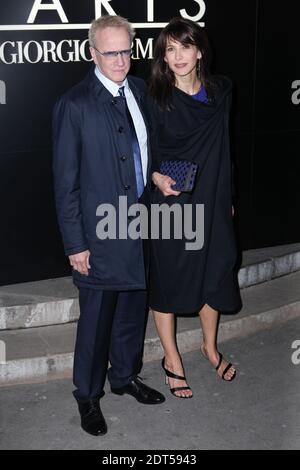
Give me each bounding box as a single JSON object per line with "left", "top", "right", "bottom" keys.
{"left": 77, "top": 399, "right": 107, "bottom": 436}
{"left": 111, "top": 376, "right": 165, "bottom": 404}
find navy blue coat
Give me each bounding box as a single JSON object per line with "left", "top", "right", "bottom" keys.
{"left": 53, "top": 68, "right": 151, "bottom": 290}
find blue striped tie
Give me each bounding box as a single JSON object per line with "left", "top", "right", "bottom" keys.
{"left": 118, "top": 86, "right": 144, "bottom": 198}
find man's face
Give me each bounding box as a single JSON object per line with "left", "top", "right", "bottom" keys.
{"left": 90, "top": 27, "right": 131, "bottom": 85}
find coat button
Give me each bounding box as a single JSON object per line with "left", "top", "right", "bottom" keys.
{"left": 124, "top": 185, "right": 131, "bottom": 190}
{"left": 118, "top": 126, "right": 124, "bottom": 133}
{"left": 120, "top": 156, "right": 127, "bottom": 161}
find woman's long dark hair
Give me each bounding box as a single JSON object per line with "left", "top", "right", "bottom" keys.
{"left": 149, "top": 17, "right": 216, "bottom": 110}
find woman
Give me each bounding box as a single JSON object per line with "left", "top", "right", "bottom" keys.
{"left": 148, "top": 18, "right": 242, "bottom": 398}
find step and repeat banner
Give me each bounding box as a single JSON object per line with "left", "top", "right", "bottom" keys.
{"left": 0, "top": 0, "right": 299, "bottom": 284}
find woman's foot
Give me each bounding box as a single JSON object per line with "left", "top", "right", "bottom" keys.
{"left": 201, "top": 344, "right": 236, "bottom": 381}
{"left": 162, "top": 356, "right": 193, "bottom": 398}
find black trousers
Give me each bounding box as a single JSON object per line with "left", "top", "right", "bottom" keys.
{"left": 73, "top": 288, "right": 148, "bottom": 401}
{"left": 73, "top": 189, "right": 150, "bottom": 402}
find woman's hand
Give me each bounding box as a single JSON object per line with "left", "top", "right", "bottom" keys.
{"left": 152, "top": 171, "right": 181, "bottom": 197}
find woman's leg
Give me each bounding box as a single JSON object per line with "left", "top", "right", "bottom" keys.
{"left": 152, "top": 310, "right": 193, "bottom": 397}
{"left": 199, "top": 303, "right": 236, "bottom": 380}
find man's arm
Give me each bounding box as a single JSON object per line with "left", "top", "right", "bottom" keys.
{"left": 52, "top": 96, "right": 89, "bottom": 265}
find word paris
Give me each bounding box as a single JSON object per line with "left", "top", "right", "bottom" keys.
{"left": 95, "top": 196, "right": 204, "bottom": 251}
{"left": 25, "top": 0, "right": 206, "bottom": 25}
{"left": 0, "top": 1, "right": 206, "bottom": 64}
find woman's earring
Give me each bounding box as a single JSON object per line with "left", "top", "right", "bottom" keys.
{"left": 197, "top": 59, "right": 201, "bottom": 77}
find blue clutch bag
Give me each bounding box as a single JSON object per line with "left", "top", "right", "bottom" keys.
{"left": 160, "top": 159, "right": 198, "bottom": 192}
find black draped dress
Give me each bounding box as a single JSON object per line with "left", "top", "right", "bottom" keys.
{"left": 149, "top": 76, "right": 242, "bottom": 314}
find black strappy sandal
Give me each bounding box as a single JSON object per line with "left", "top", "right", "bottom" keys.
{"left": 215, "top": 352, "right": 236, "bottom": 381}
{"left": 161, "top": 357, "right": 193, "bottom": 398}
{"left": 201, "top": 344, "right": 236, "bottom": 381}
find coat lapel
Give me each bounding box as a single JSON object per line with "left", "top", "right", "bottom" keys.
{"left": 85, "top": 69, "right": 152, "bottom": 185}
{"left": 128, "top": 78, "right": 152, "bottom": 185}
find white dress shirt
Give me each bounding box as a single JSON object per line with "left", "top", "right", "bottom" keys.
{"left": 94, "top": 66, "right": 148, "bottom": 185}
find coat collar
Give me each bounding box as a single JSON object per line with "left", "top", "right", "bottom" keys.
{"left": 85, "top": 66, "right": 143, "bottom": 104}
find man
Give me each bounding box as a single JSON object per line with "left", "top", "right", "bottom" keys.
{"left": 53, "top": 15, "right": 165, "bottom": 437}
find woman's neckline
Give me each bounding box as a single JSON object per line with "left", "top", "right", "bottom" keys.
{"left": 175, "top": 80, "right": 202, "bottom": 97}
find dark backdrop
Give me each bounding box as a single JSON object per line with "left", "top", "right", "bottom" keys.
{"left": 0, "top": 0, "right": 299, "bottom": 285}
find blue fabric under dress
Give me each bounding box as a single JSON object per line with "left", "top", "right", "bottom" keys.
{"left": 192, "top": 85, "right": 209, "bottom": 103}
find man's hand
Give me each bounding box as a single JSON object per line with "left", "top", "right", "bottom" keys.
{"left": 152, "top": 171, "right": 181, "bottom": 197}
{"left": 69, "top": 250, "right": 91, "bottom": 275}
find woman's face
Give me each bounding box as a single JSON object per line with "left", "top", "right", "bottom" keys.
{"left": 164, "top": 37, "right": 201, "bottom": 79}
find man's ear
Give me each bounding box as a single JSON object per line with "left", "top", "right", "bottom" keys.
{"left": 90, "top": 47, "right": 98, "bottom": 65}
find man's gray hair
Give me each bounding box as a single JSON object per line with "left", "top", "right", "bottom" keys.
{"left": 89, "top": 15, "right": 135, "bottom": 48}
